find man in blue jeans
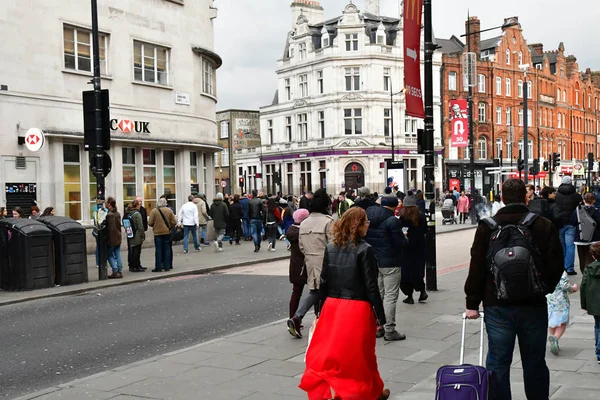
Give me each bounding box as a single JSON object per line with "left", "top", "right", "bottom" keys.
{"left": 465, "top": 179, "right": 564, "bottom": 400}
{"left": 177, "top": 195, "right": 200, "bottom": 254}
{"left": 555, "top": 176, "right": 582, "bottom": 275}
{"left": 248, "top": 189, "right": 265, "bottom": 252}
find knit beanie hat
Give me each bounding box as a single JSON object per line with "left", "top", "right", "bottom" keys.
{"left": 384, "top": 187, "right": 392, "bottom": 194}
{"left": 293, "top": 208, "right": 310, "bottom": 224}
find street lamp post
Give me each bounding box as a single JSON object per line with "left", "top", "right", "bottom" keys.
{"left": 522, "top": 66, "right": 530, "bottom": 183}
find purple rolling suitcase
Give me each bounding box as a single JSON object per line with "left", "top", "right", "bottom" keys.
{"left": 435, "top": 312, "right": 495, "bottom": 400}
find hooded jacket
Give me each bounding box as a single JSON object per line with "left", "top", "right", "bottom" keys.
{"left": 581, "top": 260, "right": 600, "bottom": 315}
{"left": 555, "top": 184, "right": 583, "bottom": 226}
{"left": 300, "top": 212, "right": 334, "bottom": 290}
{"left": 365, "top": 205, "right": 406, "bottom": 268}
{"left": 210, "top": 198, "right": 230, "bottom": 229}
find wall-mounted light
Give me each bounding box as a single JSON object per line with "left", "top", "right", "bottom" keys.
{"left": 17, "top": 136, "right": 25, "bottom": 145}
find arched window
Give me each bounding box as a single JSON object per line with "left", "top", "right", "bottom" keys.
{"left": 495, "top": 138, "right": 502, "bottom": 158}
{"left": 557, "top": 113, "right": 562, "bottom": 128}
{"left": 478, "top": 136, "right": 488, "bottom": 159}
{"left": 506, "top": 49, "right": 510, "bottom": 65}
{"left": 518, "top": 51, "right": 523, "bottom": 65}
{"left": 562, "top": 90, "right": 566, "bottom": 103}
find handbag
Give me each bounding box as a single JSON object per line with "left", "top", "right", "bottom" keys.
{"left": 157, "top": 208, "right": 182, "bottom": 242}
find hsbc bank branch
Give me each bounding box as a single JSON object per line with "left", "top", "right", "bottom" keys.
{"left": 0, "top": 0, "right": 221, "bottom": 223}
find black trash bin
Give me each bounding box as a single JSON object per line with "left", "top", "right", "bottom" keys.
{"left": 38, "top": 216, "right": 89, "bottom": 286}
{"left": 0, "top": 218, "right": 54, "bottom": 291}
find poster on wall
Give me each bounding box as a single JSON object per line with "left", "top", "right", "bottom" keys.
{"left": 449, "top": 99, "right": 469, "bottom": 147}
{"left": 449, "top": 178, "right": 460, "bottom": 192}
{"left": 385, "top": 160, "right": 405, "bottom": 193}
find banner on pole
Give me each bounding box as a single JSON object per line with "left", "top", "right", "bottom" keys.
{"left": 403, "top": 0, "right": 424, "bottom": 118}
{"left": 449, "top": 99, "right": 469, "bottom": 147}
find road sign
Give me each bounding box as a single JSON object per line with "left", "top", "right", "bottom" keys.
{"left": 25, "top": 128, "right": 45, "bottom": 152}
{"left": 220, "top": 180, "right": 227, "bottom": 188}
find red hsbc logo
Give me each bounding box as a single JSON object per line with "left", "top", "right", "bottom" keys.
{"left": 27, "top": 134, "right": 40, "bottom": 145}
{"left": 110, "top": 119, "right": 151, "bottom": 134}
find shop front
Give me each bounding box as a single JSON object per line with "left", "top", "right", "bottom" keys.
{"left": 445, "top": 161, "right": 495, "bottom": 195}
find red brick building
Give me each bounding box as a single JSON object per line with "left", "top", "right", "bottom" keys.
{"left": 438, "top": 16, "right": 600, "bottom": 193}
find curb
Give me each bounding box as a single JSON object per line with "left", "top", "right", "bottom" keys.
{"left": 0, "top": 255, "right": 290, "bottom": 308}
{"left": 437, "top": 224, "right": 477, "bottom": 234}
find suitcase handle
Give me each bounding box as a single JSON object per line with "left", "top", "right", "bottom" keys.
{"left": 459, "top": 312, "right": 485, "bottom": 366}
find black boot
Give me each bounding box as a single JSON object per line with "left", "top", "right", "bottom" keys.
{"left": 403, "top": 296, "right": 415, "bottom": 304}
{"left": 418, "top": 291, "right": 429, "bottom": 303}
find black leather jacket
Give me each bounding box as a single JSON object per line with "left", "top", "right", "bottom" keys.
{"left": 248, "top": 197, "right": 264, "bottom": 220}
{"left": 318, "top": 240, "right": 386, "bottom": 325}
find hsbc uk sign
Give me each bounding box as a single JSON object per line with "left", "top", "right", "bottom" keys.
{"left": 110, "top": 119, "right": 151, "bottom": 134}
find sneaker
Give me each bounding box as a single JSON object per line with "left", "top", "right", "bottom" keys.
{"left": 287, "top": 317, "right": 302, "bottom": 338}
{"left": 203, "top": 242, "right": 211, "bottom": 247}
{"left": 279, "top": 234, "right": 286, "bottom": 241}
{"left": 597, "top": 357, "right": 600, "bottom": 364}
{"left": 267, "top": 242, "right": 273, "bottom": 251}
{"left": 418, "top": 291, "right": 429, "bottom": 303}
{"left": 548, "top": 335, "right": 559, "bottom": 355}
{"left": 269, "top": 248, "right": 276, "bottom": 252}
{"left": 219, "top": 247, "right": 223, "bottom": 252}
{"left": 195, "top": 248, "right": 201, "bottom": 252}
{"left": 214, "top": 242, "right": 219, "bottom": 252}
{"left": 183, "top": 250, "right": 188, "bottom": 254}
{"left": 384, "top": 331, "right": 407, "bottom": 341}
{"left": 376, "top": 328, "right": 385, "bottom": 338}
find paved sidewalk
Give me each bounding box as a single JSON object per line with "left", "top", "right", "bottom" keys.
{"left": 0, "top": 240, "right": 289, "bottom": 306}
{"left": 0, "top": 216, "right": 472, "bottom": 307}
{"left": 15, "top": 266, "right": 599, "bottom": 400}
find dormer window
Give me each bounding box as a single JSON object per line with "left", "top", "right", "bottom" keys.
{"left": 506, "top": 49, "right": 510, "bottom": 65}
{"left": 321, "top": 27, "right": 330, "bottom": 48}
{"left": 288, "top": 45, "right": 294, "bottom": 58}
{"left": 299, "top": 43, "right": 307, "bottom": 60}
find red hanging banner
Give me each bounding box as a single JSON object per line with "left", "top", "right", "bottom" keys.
{"left": 449, "top": 99, "right": 469, "bottom": 147}
{"left": 403, "top": 0, "right": 424, "bottom": 119}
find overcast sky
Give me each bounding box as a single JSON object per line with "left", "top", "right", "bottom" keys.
{"left": 214, "top": 0, "right": 600, "bottom": 111}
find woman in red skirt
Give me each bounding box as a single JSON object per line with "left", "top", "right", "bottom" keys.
{"left": 299, "top": 207, "right": 390, "bottom": 400}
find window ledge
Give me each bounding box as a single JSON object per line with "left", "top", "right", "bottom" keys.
{"left": 201, "top": 92, "right": 218, "bottom": 102}
{"left": 62, "top": 69, "right": 113, "bottom": 80}
{"left": 165, "top": 0, "right": 184, "bottom": 5}
{"left": 132, "top": 80, "right": 173, "bottom": 90}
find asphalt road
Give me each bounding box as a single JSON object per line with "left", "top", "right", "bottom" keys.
{"left": 0, "top": 273, "right": 290, "bottom": 399}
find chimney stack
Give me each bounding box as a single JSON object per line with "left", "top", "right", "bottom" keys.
{"left": 364, "top": 0, "right": 380, "bottom": 15}
{"left": 530, "top": 43, "right": 544, "bottom": 56}
{"left": 290, "top": 0, "right": 324, "bottom": 28}
{"left": 465, "top": 17, "right": 481, "bottom": 54}
{"left": 565, "top": 55, "right": 577, "bottom": 77}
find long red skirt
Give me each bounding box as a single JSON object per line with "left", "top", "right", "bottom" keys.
{"left": 299, "top": 298, "right": 384, "bottom": 400}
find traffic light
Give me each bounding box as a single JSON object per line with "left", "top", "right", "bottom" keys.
{"left": 543, "top": 161, "right": 549, "bottom": 172}
{"left": 532, "top": 159, "right": 540, "bottom": 175}
{"left": 238, "top": 177, "right": 244, "bottom": 188}
{"left": 588, "top": 152, "right": 594, "bottom": 171}
{"left": 83, "top": 89, "right": 111, "bottom": 151}
{"left": 517, "top": 158, "right": 525, "bottom": 172}
{"left": 552, "top": 152, "right": 561, "bottom": 170}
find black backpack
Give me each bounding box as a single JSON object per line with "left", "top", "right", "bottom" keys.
{"left": 482, "top": 213, "right": 546, "bottom": 302}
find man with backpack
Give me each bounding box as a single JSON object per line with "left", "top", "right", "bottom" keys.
{"left": 464, "top": 178, "right": 564, "bottom": 400}
{"left": 556, "top": 176, "right": 583, "bottom": 275}
{"left": 571, "top": 192, "right": 600, "bottom": 274}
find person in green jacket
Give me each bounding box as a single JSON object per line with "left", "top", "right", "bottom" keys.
{"left": 128, "top": 199, "right": 146, "bottom": 272}
{"left": 580, "top": 242, "right": 600, "bottom": 364}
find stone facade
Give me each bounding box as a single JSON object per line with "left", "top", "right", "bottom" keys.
{"left": 0, "top": 0, "right": 221, "bottom": 221}
{"left": 236, "top": 1, "right": 443, "bottom": 197}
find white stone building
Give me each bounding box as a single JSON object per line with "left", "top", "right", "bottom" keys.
{"left": 0, "top": 0, "right": 221, "bottom": 221}
{"left": 235, "top": 1, "right": 443, "bottom": 196}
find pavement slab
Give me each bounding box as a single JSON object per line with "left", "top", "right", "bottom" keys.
{"left": 12, "top": 236, "right": 600, "bottom": 400}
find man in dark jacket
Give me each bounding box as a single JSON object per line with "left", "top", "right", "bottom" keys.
{"left": 570, "top": 192, "right": 600, "bottom": 273}
{"left": 136, "top": 196, "right": 148, "bottom": 232}
{"left": 248, "top": 189, "right": 266, "bottom": 252}
{"left": 527, "top": 184, "right": 551, "bottom": 220}
{"left": 540, "top": 186, "right": 563, "bottom": 229}
{"left": 464, "top": 178, "right": 564, "bottom": 400}
{"left": 365, "top": 195, "right": 407, "bottom": 341}
{"left": 352, "top": 187, "right": 376, "bottom": 210}
{"left": 299, "top": 191, "right": 313, "bottom": 211}
{"left": 228, "top": 194, "right": 243, "bottom": 245}
{"left": 240, "top": 194, "right": 251, "bottom": 241}
{"left": 555, "top": 176, "right": 583, "bottom": 274}
{"left": 210, "top": 193, "right": 230, "bottom": 252}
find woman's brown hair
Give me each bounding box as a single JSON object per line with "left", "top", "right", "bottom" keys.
{"left": 399, "top": 206, "right": 420, "bottom": 227}
{"left": 331, "top": 207, "right": 368, "bottom": 248}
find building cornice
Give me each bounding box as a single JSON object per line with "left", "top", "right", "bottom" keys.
{"left": 192, "top": 46, "right": 223, "bottom": 69}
